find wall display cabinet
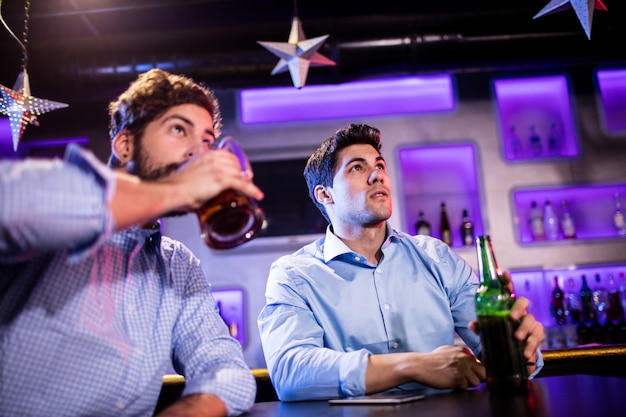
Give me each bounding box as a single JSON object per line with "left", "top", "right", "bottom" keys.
{"left": 493, "top": 75, "right": 579, "bottom": 162}
{"left": 595, "top": 68, "right": 626, "bottom": 134}
{"left": 511, "top": 183, "right": 626, "bottom": 245}
{"left": 397, "top": 142, "right": 485, "bottom": 249}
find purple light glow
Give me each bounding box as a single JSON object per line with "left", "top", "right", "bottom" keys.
{"left": 240, "top": 75, "right": 455, "bottom": 124}
{"left": 596, "top": 69, "right": 626, "bottom": 133}
{"left": 0, "top": 118, "right": 15, "bottom": 158}
{"left": 512, "top": 183, "right": 626, "bottom": 243}
{"left": 398, "top": 142, "right": 484, "bottom": 247}
{"left": 494, "top": 75, "right": 579, "bottom": 161}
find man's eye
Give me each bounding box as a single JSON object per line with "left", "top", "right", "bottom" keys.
{"left": 172, "top": 125, "right": 185, "bottom": 135}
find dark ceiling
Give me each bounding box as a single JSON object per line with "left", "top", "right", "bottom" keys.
{"left": 0, "top": 0, "right": 625, "bottom": 142}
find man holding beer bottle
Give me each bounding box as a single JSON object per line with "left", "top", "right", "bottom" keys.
{"left": 258, "top": 123, "right": 544, "bottom": 401}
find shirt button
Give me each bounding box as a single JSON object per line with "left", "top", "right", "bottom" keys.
{"left": 135, "top": 348, "right": 144, "bottom": 356}
{"left": 127, "top": 305, "right": 135, "bottom": 313}
{"left": 376, "top": 269, "right": 381, "bottom": 273}
{"left": 116, "top": 400, "right": 125, "bottom": 409}
{"left": 355, "top": 256, "right": 361, "bottom": 261}
{"left": 392, "top": 342, "right": 399, "bottom": 349}
{"left": 384, "top": 304, "right": 390, "bottom": 310}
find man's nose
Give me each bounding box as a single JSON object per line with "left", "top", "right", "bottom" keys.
{"left": 369, "top": 169, "right": 383, "bottom": 184}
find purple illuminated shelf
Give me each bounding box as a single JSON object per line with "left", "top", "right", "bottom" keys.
{"left": 398, "top": 142, "right": 485, "bottom": 248}
{"left": 512, "top": 183, "right": 626, "bottom": 244}
{"left": 212, "top": 288, "right": 246, "bottom": 347}
{"left": 493, "top": 75, "right": 579, "bottom": 162}
{"left": 596, "top": 68, "right": 626, "bottom": 133}
{"left": 239, "top": 75, "right": 455, "bottom": 124}
{"left": 511, "top": 264, "right": 626, "bottom": 329}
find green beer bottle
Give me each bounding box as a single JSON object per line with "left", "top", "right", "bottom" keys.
{"left": 475, "top": 235, "right": 528, "bottom": 393}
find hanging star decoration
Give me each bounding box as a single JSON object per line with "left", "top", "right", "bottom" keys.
{"left": 1, "top": 70, "right": 68, "bottom": 151}
{"left": 0, "top": 0, "right": 68, "bottom": 151}
{"left": 533, "top": 0, "right": 608, "bottom": 40}
{"left": 257, "top": 14, "right": 336, "bottom": 89}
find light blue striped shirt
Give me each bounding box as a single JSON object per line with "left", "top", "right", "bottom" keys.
{"left": 258, "top": 225, "right": 542, "bottom": 401}
{"left": 0, "top": 146, "right": 255, "bottom": 416}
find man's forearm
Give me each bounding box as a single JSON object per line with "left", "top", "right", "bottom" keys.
{"left": 156, "top": 394, "right": 228, "bottom": 417}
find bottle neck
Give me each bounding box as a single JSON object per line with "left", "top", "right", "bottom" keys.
{"left": 476, "top": 236, "right": 501, "bottom": 287}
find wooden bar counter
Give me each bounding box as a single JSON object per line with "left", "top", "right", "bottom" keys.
{"left": 155, "top": 344, "right": 626, "bottom": 415}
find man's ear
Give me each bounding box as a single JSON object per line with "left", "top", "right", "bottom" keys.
{"left": 112, "top": 130, "right": 134, "bottom": 166}
{"left": 314, "top": 185, "right": 333, "bottom": 205}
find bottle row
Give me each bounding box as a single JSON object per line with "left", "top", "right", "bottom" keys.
{"left": 508, "top": 123, "right": 564, "bottom": 159}
{"left": 549, "top": 272, "right": 626, "bottom": 346}
{"left": 527, "top": 193, "right": 626, "bottom": 242}
{"left": 415, "top": 202, "right": 475, "bottom": 247}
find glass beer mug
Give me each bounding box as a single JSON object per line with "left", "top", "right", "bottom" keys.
{"left": 196, "top": 136, "right": 265, "bottom": 250}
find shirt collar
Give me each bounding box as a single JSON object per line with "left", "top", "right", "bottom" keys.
{"left": 321, "top": 223, "right": 404, "bottom": 263}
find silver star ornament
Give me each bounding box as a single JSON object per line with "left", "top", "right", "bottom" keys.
{"left": 258, "top": 16, "right": 336, "bottom": 89}
{"left": 0, "top": 70, "right": 69, "bottom": 151}
{"left": 533, "top": 0, "right": 608, "bottom": 40}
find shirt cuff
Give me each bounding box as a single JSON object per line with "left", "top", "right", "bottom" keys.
{"left": 338, "top": 349, "right": 371, "bottom": 397}
{"left": 64, "top": 144, "right": 117, "bottom": 262}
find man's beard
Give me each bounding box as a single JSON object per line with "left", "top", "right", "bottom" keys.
{"left": 129, "top": 142, "right": 187, "bottom": 217}
{"left": 130, "top": 143, "right": 180, "bottom": 181}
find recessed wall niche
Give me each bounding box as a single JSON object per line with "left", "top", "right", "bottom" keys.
{"left": 596, "top": 68, "right": 626, "bottom": 134}
{"left": 511, "top": 183, "right": 626, "bottom": 244}
{"left": 397, "top": 142, "right": 485, "bottom": 249}
{"left": 493, "top": 75, "right": 579, "bottom": 162}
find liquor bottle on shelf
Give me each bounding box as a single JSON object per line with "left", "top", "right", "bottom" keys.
{"left": 606, "top": 274, "right": 625, "bottom": 344}
{"left": 565, "top": 277, "right": 582, "bottom": 325}
{"left": 614, "top": 193, "right": 626, "bottom": 237}
{"left": 415, "top": 211, "right": 431, "bottom": 236}
{"left": 592, "top": 274, "right": 609, "bottom": 326}
{"left": 474, "top": 235, "right": 528, "bottom": 393}
{"left": 619, "top": 272, "right": 626, "bottom": 315}
{"left": 577, "top": 274, "right": 595, "bottom": 345}
{"left": 551, "top": 275, "right": 567, "bottom": 325}
{"left": 543, "top": 200, "right": 559, "bottom": 241}
{"left": 508, "top": 125, "right": 523, "bottom": 158}
{"left": 460, "top": 208, "right": 474, "bottom": 246}
{"left": 592, "top": 274, "right": 609, "bottom": 344}
{"left": 529, "top": 201, "right": 545, "bottom": 241}
{"left": 560, "top": 199, "right": 576, "bottom": 239}
{"left": 547, "top": 122, "right": 561, "bottom": 155}
{"left": 440, "top": 202, "right": 452, "bottom": 246}
{"left": 528, "top": 125, "right": 542, "bottom": 157}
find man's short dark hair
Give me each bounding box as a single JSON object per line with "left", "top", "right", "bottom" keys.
{"left": 107, "top": 68, "right": 222, "bottom": 167}
{"left": 303, "top": 123, "right": 382, "bottom": 223}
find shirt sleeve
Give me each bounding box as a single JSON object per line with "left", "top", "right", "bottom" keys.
{"left": 171, "top": 248, "right": 256, "bottom": 415}
{"left": 0, "top": 144, "right": 115, "bottom": 263}
{"left": 257, "top": 258, "right": 370, "bottom": 401}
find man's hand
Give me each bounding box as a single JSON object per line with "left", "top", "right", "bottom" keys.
{"left": 418, "top": 345, "right": 486, "bottom": 390}
{"left": 365, "top": 346, "right": 485, "bottom": 394}
{"left": 163, "top": 149, "right": 264, "bottom": 212}
{"left": 469, "top": 271, "right": 545, "bottom": 375}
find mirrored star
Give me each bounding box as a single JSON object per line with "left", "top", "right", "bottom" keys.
{"left": 258, "top": 16, "right": 336, "bottom": 89}
{"left": 533, "top": 0, "right": 608, "bottom": 40}
{"left": 0, "top": 70, "right": 69, "bottom": 151}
